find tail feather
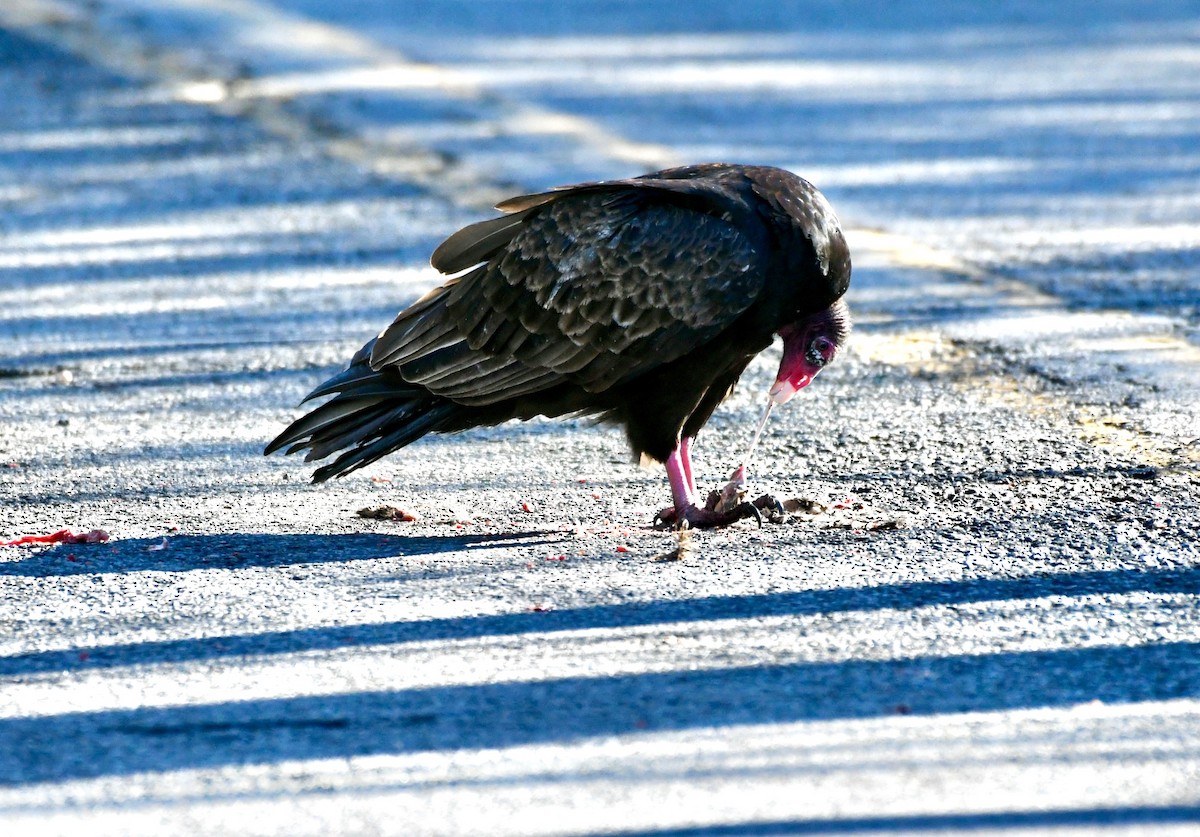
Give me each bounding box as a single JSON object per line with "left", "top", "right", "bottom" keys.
{"left": 265, "top": 396, "right": 387, "bottom": 456}
{"left": 300, "top": 362, "right": 380, "bottom": 403}
{"left": 300, "top": 404, "right": 397, "bottom": 461}
{"left": 265, "top": 346, "right": 459, "bottom": 481}
{"left": 309, "top": 399, "right": 456, "bottom": 482}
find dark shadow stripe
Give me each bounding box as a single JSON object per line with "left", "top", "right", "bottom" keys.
{"left": 596, "top": 804, "right": 1200, "bottom": 836}
{"left": 1, "top": 641, "right": 1196, "bottom": 784}
{"left": 1, "top": 563, "right": 1194, "bottom": 675}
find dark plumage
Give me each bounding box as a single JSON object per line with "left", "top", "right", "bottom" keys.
{"left": 266, "top": 163, "right": 852, "bottom": 527}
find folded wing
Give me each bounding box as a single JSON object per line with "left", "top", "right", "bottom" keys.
{"left": 370, "top": 183, "right": 768, "bottom": 406}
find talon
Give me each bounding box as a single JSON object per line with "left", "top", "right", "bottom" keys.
{"left": 732, "top": 501, "right": 764, "bottom": 528}
{"left": 752, "top": 494, "right": 786, "bottom": 516}
{"left": 655, "top": 500, "right": 765, "bottom": 530}
{"left": 653, "top": 508, "right": 679, "bottom": 530}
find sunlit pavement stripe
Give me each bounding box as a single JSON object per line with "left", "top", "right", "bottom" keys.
{"left": 3, "top": 589, "right": 1196, "bottom": 718}
{"left": 0, "top": 0, "right": 677, "bottom": 209}
{"left": 0, "top": 702, "right": 1198, "bottom": 835}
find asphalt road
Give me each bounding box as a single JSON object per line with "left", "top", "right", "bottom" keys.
{"left": 1, "top": 1, "right": 1198, "bottom": 835}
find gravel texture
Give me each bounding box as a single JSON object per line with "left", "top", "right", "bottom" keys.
{"left": 1, "top": 2, "right": 1198, "bottom": 835}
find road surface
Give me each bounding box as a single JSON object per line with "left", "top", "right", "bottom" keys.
{"left": 1, "top": 1, "right": 1198, "bottom": 834}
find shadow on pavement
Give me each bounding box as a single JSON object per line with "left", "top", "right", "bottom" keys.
{"left": 0, "top": 531, "right": 564, "bottom": 579}
{"left": 1, "top": 637, "right": 1196, "bottom": 785}
{"left": 1, "top": 561, "right": 1195, "bottom": 674}
{"left": 591, "top": 805, "right": 1200, "bottom": 836}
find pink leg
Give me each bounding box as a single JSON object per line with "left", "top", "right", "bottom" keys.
{"left": 664, "top": 444, "right": 696, "bottom": 512}
{"left": 679, "top": 436, "right": 698, "bottom": 498}
{"left": 656, "top": 439, "right": 764, "bottom": 530}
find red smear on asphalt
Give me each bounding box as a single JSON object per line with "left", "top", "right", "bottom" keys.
{"left": 1, "top": 529, "right": 109, "bottom": 546}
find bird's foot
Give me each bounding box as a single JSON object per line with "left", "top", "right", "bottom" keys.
{"left": 653, "top": 500, "right": 763, "bottom": 530}
{"left": 700, "top": 490, "right": 786, "bottom": 521}
{"left": 703, "top": 464, "right": 785, "bottom": 521}
{"left": 749, "top": 493, "right": 787, "bottom": 522}
{"left": 701, "top": 464, "right": 748, "bottom": 515}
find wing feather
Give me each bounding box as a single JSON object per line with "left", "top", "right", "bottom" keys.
{"left": 398, "top": 343, "right": 510, "bottom": 385}
{"left": 430, "top": 207, "right": 540, "bottom": 274}
{"left": 367, "top": 181, "right": 767, "bottom": 406}
{"left": 370, "top": 276, "right": 476, "bottom": 368}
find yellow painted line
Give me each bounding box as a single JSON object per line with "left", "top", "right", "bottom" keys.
{"left": 849, "top": 227, "right": 988, "bottom": 277}
{"left": 848, "top": 233, "right": 1197, "bottom": 477}
{"left": 849, "top": 227, "right": 1068, "bottom": 306}
{"left": 853, "top": 328, "right": 1193, "bottom": 473}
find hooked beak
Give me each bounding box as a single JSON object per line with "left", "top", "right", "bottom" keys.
{"left": 768, "top": 373, "right": 811, "bottom": 405}
{"left": 770, "top": 329, "right": 818, "bottom": 405}
{"left": 769, "top": 302, "right": 847, "bottom": 405}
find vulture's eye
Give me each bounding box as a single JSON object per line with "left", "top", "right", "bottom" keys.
{"left": 806, "top": 336, "right": 835, "bottom": 367}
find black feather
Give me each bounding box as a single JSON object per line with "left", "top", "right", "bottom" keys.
{"left": 430, "top": 207, "right": 539, "bottom": 273}
{"left": 267, "top": 163, "right": 852, "bottom": 483}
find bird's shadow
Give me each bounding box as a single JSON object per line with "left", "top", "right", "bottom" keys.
{"left": 0, "top": 530, "right": 566, "bottom": 578}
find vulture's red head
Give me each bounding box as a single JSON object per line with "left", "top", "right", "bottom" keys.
{"left": 769, "top": 298, "right": 851, "bottom": 405}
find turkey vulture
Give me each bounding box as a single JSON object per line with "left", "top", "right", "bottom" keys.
{"left": 266, "top": 163, "right": 851, "bottom": 528}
